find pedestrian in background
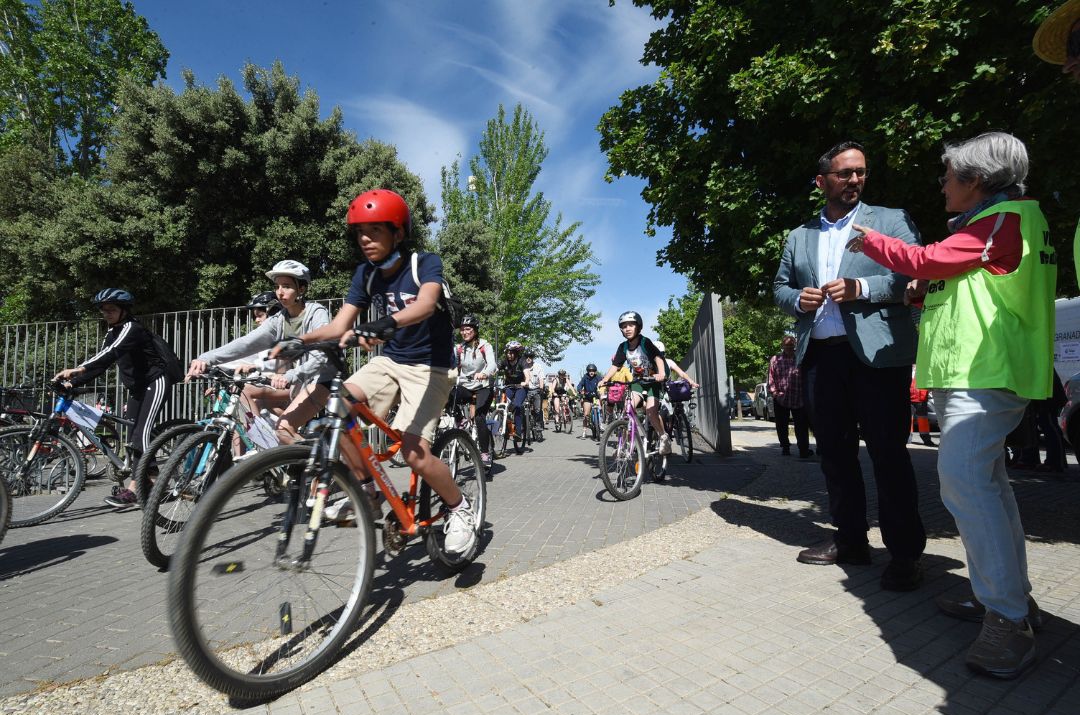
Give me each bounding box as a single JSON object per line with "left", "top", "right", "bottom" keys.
{"left": 909, "top": 367, "right": 934, "bottom": 447}
{"left": 768, "top": 334, "right": 812, "bottom": 458}
{"left": 849, "top": 131, "right": 1055, "bottom": 678}
{"left": 773, "top": 141, "right": 926, "bottom": 592}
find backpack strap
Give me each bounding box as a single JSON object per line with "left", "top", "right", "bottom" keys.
{"left": 364, "top": 263, "right": 375, "bottom": 296}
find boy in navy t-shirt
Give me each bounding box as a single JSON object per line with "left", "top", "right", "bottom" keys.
{"left": 295, "top": 189, "right": 478, "bottom": 556}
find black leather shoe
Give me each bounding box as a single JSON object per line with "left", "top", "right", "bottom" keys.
{"left": 798, "top": 449, "right": 815, "bottom": 459}
{"left": 781, "top": 446, "right": 791, "bottom": 456}
{"left": 797, "top": 542, "right": 872, "bottom": 566}
{"left": 880, "top": 558, "right": 923, "bottom": 591}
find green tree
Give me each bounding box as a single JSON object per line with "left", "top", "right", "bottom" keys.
{"left": 0, "top": 62, "right": 431, "bottom": 321}
{"left": 600, "top": 1, "right": 1080, "bottom": 297}
{"left": 721, "top": 298, "right": 793, "bottom": 390}
{"left": 439, "top": 104, "right": 601, "bottom": 360}
{"left": 0, "top": 0, "right": 168, "bottom": 175}
{"left": 653, "top": 288, "right": 703, "bottom": 364}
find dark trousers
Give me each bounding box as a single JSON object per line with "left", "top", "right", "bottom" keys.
{"left": 124, "top": 375, "right": 174, "bottom": 460}
{"left": 774, "top": 402, "right": 809, "bottom": 453}
{"left": 802, "top": 340, "right": 926, "bottom": 560}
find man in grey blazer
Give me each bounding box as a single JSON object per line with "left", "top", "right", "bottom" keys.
{"left": 773, "top": 141, "right": 926, "bottom": 592}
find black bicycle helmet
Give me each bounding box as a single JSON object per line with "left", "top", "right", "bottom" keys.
{"left": 618, "top": 310, "right": 643, "bottom": 329}
{"left": 246, "top": 290, "right": 282, "bottom": 316}
{"left": 460, "top": 315, "right": 479, "bottom": 330}
{"left": 92, "top": 288, "right": 134, "bottom": 307}
{"left": 587, "top": 363, "right": 598, "bottom": 372}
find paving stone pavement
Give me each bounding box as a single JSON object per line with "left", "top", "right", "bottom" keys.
{"left": 0, "top": 422, "right": 756, "bottom": 699}
{"left": 3, "top": 419, "right": 1079, "bottom": 714}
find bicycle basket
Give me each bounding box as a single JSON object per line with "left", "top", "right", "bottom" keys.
{"left": 666, "top": 379, "right": 692, "bottom": 402}
{"left": 606, "top": 383, "right": 627, "bottom": 404}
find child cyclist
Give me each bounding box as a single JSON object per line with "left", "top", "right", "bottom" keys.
{"left": 285, "top": 189, "right": 478, "bottom": 555}
{"left": 598, "top": 310, "right": 672, "bottom": 456}
{"left": 576, "top": 363, "right": 602, "bottom": 438}
{"left": 454, "top": 314, "right": 498, "bottom": 468}
{"left": 53, "top": 289, "right": 176, "bottom": 507}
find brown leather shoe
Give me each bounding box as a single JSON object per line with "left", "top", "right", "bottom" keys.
{"left": 796, "top": 542, "right": 872, "bottom": 566}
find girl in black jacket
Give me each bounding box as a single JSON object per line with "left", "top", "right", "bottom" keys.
{"left": 54, "top": 289, "right": 175, "bottom": 507}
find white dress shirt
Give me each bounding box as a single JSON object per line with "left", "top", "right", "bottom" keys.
{"left": 807, "top": 203, "right": 869, "bottom": 339}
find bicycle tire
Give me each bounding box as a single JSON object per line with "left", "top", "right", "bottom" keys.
{"left": 0, "top": 425, "right": 86, "bottom": 527}
{"left": 134, "top": 422, "right": 204, "bottom": 506}
{"left": 141, "top": 430, "right": 231, "bottom": 569}
{"left": 419, "top": 428, "right": 487, "bottom": 571}
{"left": 673, "top": 412, "right": 693, "bottom": 464}
{"left": 62, "top": 420, "right": 120, "bottom": 479}
{"left": 0, "top": 477, "right": 10, "bottom": 545}
{"left": 598, "top": 419, "right": 644, "bottom": 500}
{"left": 168, "top": 445, "right": 375, "bottom": 699}
{"left": 646, "top": 424, "right": 668, "bottom": 481}
{"left": 589, "top": 408, "right": 600, "bottom": 440}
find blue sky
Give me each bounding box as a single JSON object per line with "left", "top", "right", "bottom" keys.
{"left": 132, "top": 0, "right": 690, "bottom": 376}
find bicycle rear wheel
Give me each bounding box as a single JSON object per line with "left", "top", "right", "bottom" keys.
{"left": 141, "top": 430, "right": 232, "bottom": 569}
{"left": 420, "top": 428, "right": 487, "bottom": 571}
{"left": 168, "top": 445, "right": 375, "bottom": 699}
{"left": 134, "top": 422, "right": 204, "bottom": 506}
{"left": 0, "top": 425, "right": 86, "bottom": 527}
{"left": 598, "top": 419, "right": 644, "bottom": 500}
{"left": 672, "top": 412, "right": 693, "bottom": 464}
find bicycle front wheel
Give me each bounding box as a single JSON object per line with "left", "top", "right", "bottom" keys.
{"left": 0, "top": 425, "right": 86, "bottom": 527}
{"left": 0, "top": 478, "right": 10, "bottom": 545}
{"left": 134, "top": 422, "right": 204, "bottom": 507}
{"left": 141, "top": 430, "right": 232, "bottom": 569}
{"left": 168, "top": 445, "right": 375, "bottom": 699}
{"left": 420, "top": 428, "right": 487, "bottom": 572}
{"left": 598, "top": 419, "right": 644, "bottom": 500}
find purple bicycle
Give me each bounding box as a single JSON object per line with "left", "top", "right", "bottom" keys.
{"left": 597, "top": 377, "right": 668, "bottom": 500}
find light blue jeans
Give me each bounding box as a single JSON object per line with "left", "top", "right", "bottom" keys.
{"left": 935, "top": 388, "right": 1031, "bottom": 621}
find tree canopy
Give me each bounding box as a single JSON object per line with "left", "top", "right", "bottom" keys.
{"left": 0, "top": 0, "right": 168, "bottom": 176}
{"left": 653, "top": 288, "right": 702, "bottom": 364}
{"left": 721, "top": 298, "right": 793, "bottom": 390}
{"left": 600, "top": 1, "right": 1080, "bottom": 297}
{"left": 439, "top": 104, "right": 601, "bottom": 361}
{"left": 0, "top": 61, "right": 432, "bottom": 322}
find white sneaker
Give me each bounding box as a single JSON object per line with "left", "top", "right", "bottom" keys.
{"left": 443, "top": 502, "right": 478, "bottom": 554}
{"left": 659, "top": 433, "right": 672, "bottom": 455}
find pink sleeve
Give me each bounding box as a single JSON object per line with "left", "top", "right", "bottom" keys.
{"left": 861, "top": 213, "right": 1022, "bottom": 279}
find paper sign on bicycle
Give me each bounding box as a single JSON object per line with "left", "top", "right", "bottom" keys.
{"left": 66, "top": 400, "right": 104, "bottom": 430}
{"left": 246, "top": 414, "right": 280, "bottom": 450}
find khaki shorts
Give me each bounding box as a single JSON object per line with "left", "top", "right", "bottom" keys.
{"left": 345, "top": 356, "right": 453, "bottom": 443}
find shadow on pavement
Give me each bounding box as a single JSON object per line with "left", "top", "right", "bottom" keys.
{"left": 718, "top": 424, "right": 1080, "bottom": 710}
{"left": 0, "top": 534, "right": 119, "bottom": 579}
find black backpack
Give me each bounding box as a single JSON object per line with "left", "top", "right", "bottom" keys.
{"left": 151, "top": 332, "right": 185, "bottom": 383}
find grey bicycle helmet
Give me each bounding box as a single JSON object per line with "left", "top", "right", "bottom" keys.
{"left": 92, "top": 288, "right": 134, "bottom": 307}
{"left": 586, "top": 363, "right": 598, "bottom": 372}
{"left": 505, "top": 340, "right": 523, "bottom": 353}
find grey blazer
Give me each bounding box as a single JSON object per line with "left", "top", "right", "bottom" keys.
{"left": 772, "top": 203, "right": 921, "bottom": 368}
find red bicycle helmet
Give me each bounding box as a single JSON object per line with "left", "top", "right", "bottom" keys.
{"left": 347, "top": 189, "right": 411, "bottom": 236}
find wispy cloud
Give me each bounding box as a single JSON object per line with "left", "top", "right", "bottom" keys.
{"left": 344, "top": 96, "right": 470, "bottom": 212}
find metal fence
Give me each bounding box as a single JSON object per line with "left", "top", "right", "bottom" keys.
{"left": 1, "top": 299, "right": 351, "bottom": 421}
{"left": 680, "top": 293, "right": 733, "bottom": 455}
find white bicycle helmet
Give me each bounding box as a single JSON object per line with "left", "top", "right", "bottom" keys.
{"left": 265, "top": 260, "right": 311, "bottom": 284}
